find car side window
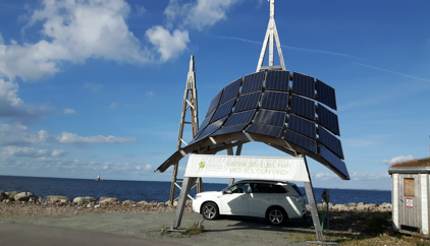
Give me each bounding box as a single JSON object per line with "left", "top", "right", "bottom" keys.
{"left": 250, "top": 183, "right": 287, "bottom": 193}
{"left": 229, "top": 183, "right": 251, "bottom": 193}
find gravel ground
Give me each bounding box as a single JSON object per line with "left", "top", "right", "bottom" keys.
{"left": 1, "top": 203, "right": 429, "bottom": 246}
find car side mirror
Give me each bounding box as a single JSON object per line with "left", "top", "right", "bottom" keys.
{"left": 223, "top": 190, "right": 232, "bottom": 195}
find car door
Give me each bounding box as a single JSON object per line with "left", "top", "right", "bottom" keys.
{"left": 218, "top": 183, "right": 251, "bottom": 216}
{"left": 248, "top": 183, "right": 273, "bottom": 218}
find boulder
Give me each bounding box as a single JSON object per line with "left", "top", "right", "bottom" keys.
{"left": 137, "top": 200, "right": 149, "bottom": 206}
{"left": 72, "top": 196, "right": 96, "bottom": 205}
{"left": 14, "top": 192, "right": 33, "bottom": 202}
{"left": 99, "top": 197, "right": 118, "bottom": 206}
{"left": 46, "top": 195, "right": 69, "bottom": 205}
{"left": 122, "top": 200, "right": 135, "bottom": 206}
{"left": 0, "top": 191, "right": 7, "bottom": 201}
{"left": 5, "top": 191, "right": 19, "bottom": 200}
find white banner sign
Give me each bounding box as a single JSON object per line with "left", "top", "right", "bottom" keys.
{"left": 184, "top": 154, "right": 310, "bottom": 182}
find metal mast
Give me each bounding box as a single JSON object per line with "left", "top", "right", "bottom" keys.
{"left": 169, "top": 55, "right": 202, "bottom": 206}
{"left": 256, "top": 0, "right": 286, "bottom": 72}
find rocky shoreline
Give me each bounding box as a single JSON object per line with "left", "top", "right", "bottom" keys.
{"left": 0, "top": 190, "right": 392, "bottom": 214}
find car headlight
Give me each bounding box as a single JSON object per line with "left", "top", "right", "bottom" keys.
{"left": 195, "top": 194, "right": 202, "bottom": 199}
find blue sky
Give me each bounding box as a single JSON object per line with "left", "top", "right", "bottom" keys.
{"left": 0, "top": 0, "right": 429, "bottom": 190}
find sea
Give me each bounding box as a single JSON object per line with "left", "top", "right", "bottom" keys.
{"left": 0, "top": 175, "right": 391, "bottom": 204}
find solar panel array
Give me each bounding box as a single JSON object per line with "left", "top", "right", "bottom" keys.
{"left": 167, "top": 70, "right": 348, "bottom": 179}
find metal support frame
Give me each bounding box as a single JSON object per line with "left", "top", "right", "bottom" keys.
{"left": 256, "top": 0, "right": 286, "bottom": 72}
{"left": 173, "top": 177, "right": 196, "bottom": 229}
{"left": 303, "top": 156, "right": 324, "bottom": 242}
{"left": 169, "top": 55, "right": 202, "bottom": 206}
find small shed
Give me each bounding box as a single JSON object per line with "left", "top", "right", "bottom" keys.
{"left": 389, "top": 157, "right": 430, "bottom": 235}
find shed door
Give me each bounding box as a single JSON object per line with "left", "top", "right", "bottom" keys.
{"left": 399, "top": 176, "right": 421, "bottom": 229}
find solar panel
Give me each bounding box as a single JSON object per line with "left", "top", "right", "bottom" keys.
{"left": 288, "top": 114, "right": 316, "bottom": 139}
{"left": 316, "top": 79, "right": 337, "bottom": 110}
{"left": 284, "top": 130, "right": 317, "bottom": 153}
{"left": 194, "top": 117, "right": 226, "bottom": 141}
{"left": 317, "top": 104, "right": 340, "bottom": 136}
{"left": 242, "top": 71, "right": 265, "bottom": 94}
{"left": 319, "top": 145, "right": 348, "bottom": 179}
{"left": 253, "top": 109, "right": 286, "bottom": 127}
{"left": 211, "top": 99, "right": 236, "bottom": 122}
{"left": 318, "top": 127, "right": 344, "bottom": 158}
{"left": 234, "top": 92, "right": 261, "bottom": 113}
{"left": 266, "top": 70, "right": 289, "bottom": 92}
{"left": 261, "top": 91, "right": 289, "bottom": 111}
{"left": 224, "top": 110, "right": 255, "bottom": 127}
{"left": 246, "top": 124, "right": 283, "bottom": 138}
{"left": 292, "top": 72, "right": 315, "bottom": 99}
{"left": 199, "top": 90, "right": 223, "bottom": 129}
{"left": 291, "top": 95, "right": 315, "bottom": 120}
{"left": 158, "top": 70, "right": 349, "bottom": 181}
{"left": 220, "top": 79, "right": 241, "bottom": 104}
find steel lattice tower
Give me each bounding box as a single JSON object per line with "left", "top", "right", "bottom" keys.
{"left": 169, "top": 55, "right": 202, "bottom": 205}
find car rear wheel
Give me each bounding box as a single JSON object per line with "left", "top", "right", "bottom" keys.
{"left": 201, "top": 202, "right": 219, "bottom": 220}
{"left": 266, "top": 207, "right": 287, "bottom": 225}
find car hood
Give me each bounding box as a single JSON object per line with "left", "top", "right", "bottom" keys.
{"left": 196, "top": 191, "right": 222, "bottom": 197}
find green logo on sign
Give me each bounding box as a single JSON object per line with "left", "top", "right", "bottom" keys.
{"left": 199, "top": 161, "right": 206, "bottom": 169}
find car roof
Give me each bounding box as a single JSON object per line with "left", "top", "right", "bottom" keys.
{"left": 235, "top": 180, "right": 293, "bottom": 185}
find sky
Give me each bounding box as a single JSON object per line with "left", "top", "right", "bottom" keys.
{"left": 0, "top": 0, "right": 429, "bottom": 191}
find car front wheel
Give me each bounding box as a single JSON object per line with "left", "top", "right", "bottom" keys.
{"left": 266, "top": 207, "right": 287, "bottom": 225}
{"left": 201, "top": 201, "right": 219, "bottom": 220}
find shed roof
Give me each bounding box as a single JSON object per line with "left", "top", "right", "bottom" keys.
{"left": 388, "top": 157, "right": 430, "bottom": 174}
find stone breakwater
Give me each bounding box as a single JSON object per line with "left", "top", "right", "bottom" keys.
{"left": 0, "top": 191, "right": 189, "bottom": 210}
{"left": 0, "top": 190, "right": 392, "bottom": 213}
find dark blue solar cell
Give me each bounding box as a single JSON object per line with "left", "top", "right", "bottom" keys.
{"left": 284, "top": 130, "right": 317, "bottom": 153}
{"left": 261, "top": 91, "right": 289, "bottom": 111}
{"left": 194, "top": 117, "right": 226, "bottom": 141}
{"left": 291, "top": 95, "right": 315, "bottom": 120}
{"left": 220, "top": 79, "right": 241, "bottom": 104}
{"left": 200, "top": 90, "right": 223, "bottom": 129}
{"left": 234, "top": 92, "right": 261, "bottom": 112}
{"left": 288, "top": 114, "right": 316, "bottom": 139}
{"left": 317, "top": 104, "right": 340, "bottom": 136}
{"left": 292, "top": 72, "right": 315, "bottom": 99}
{"left": 211, "top": 99, "right": 236, "bottom": 122}
{"left": 213, "top": 110, "right": 255, "bottom": 136}
{"left": 253, "top": 109, "right": 286, "bottom": 127}
{"left": 242, "top": 72, "right": 265, "bottom": 94}
{"left": 266, "top": 70, "right": 289, "bottom": 92}
{"left": 316, "top": 79, "right": 337, "bottom": 110}
{"left": 246, "top": 124, "right": 283, "bottom": 138}
{"left": 318, "top": 127, "right": 344, "bottom": 159}
{"left": 319, "top": 145, "right": 349, "bottom": 179}
{"left": 224, "top": 110, "right": 255, "bottom": 127}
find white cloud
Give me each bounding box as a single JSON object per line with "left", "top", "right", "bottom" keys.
{"left": 0, "top": 78, "right": 23, "bottom": 116}
{"left": 165, "top": 0, "right": 239, "bottom": 31}
{"left": 63, "top": 108, "right": 77, "bottom": 115}
{"left": 0, "top": 0, "right": 152, "bottom": 81}
{"left": 144, "top": 163, "right": 152, "bottom": 171}
{"left": 385, "top": 155, "right": 414, "bottom": 165}
{"left": 57, "top": 132, "right": 134, "bottom": 144}
{"left": 146, "top": 26, "right": 189, "bottom": 62}
{"left": 0, "top": 123, "right": 48, "bottom": 146}
{"left": 2, "top": 146, "right": 65, "bottom": 158}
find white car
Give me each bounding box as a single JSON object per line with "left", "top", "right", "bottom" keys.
{"left": 192, "top": 180, "right": 306, "bottom": 225}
